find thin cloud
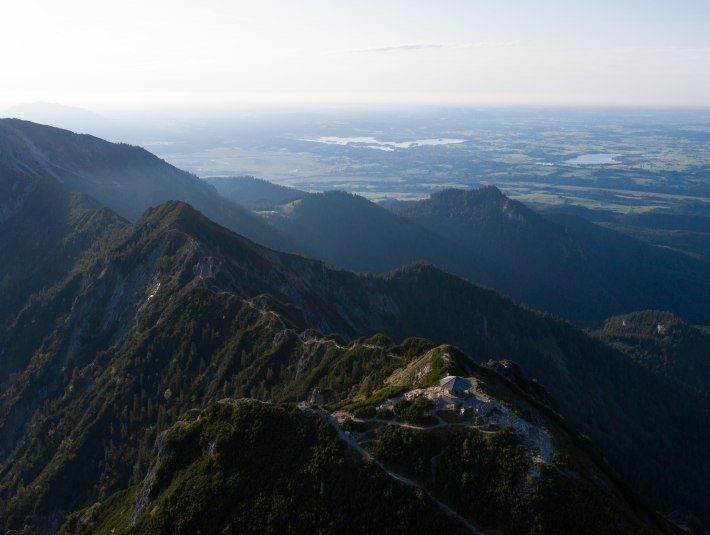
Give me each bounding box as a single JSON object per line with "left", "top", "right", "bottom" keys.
{"left": 351, "top": 41, "right": 520, "bottom": 54}
{"left": 355, "top": 43, "right": 446, "bottom": 53}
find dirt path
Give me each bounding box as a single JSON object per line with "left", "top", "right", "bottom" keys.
{"left": 300, "top": 403, "right": 486, "bottom": 534}
{"left": 339, "top": 413, "right": 497, "bottom": 436}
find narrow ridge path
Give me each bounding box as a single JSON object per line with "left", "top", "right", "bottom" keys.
{"left": 300, "top": 403, "right": 486, "bottom": 535}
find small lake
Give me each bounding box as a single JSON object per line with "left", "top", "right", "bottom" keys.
{"left": 564, "top": 153, "right": 620, "bottom": 165}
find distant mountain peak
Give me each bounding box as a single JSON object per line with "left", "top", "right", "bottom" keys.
{"left": 0, "top": 119, "right": 285, "bottom": 249}
{"left": 398, "top": 185, "right": 533, "bottom": 226}
{"left": 142, "top": 199, "right": 204, "bottom": 225}
{"left": 432, "top": 184, "right": 504, "bottom": 198}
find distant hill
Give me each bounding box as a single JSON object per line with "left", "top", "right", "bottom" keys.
{"left": 595, "top": 310, "right": 710, "bottom": 396}
{"left": 0, "top": 187, "right": 707, "bottom": 528}
{"left": 394, "top": 188, "right": 710, "bottom": 325}
{"left": 0, "top": 119, "right": 285, "bottom": 249}
{"left": 393, "top": 187, "right": 710, "bottom": 323}
{"left": 204, "top": 175, "right": 306, "bottom": 210}
{"left": 545, "top": 211, "right": 709, "bottom": 321}
{"left": 262, "top": 190, "right": 508, "bottom": 279}
{"left": 255, "top": 185, "right": 710, "bottom": 325}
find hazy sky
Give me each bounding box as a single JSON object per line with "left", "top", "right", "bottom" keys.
{"left": 1, "top": 0, "right": 709, "bottom": 109}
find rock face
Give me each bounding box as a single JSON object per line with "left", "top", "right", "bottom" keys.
{"left": 309, "top": 387, "right": 336, "bottom": 404}
{"left": 378, "top": 383, "right": 556, "bottom": 465}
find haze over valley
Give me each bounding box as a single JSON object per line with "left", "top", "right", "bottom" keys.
{"left": 1, "top": 1, "right": 708, "bottom": 534}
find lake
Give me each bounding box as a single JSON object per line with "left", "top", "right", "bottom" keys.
{"left": 303, "top": 136, "right": 466, "bottom": 150}
{"left": 564, "top": 153, "right": 620, "bottom": 165}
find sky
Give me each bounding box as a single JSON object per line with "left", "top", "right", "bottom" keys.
{"left": 1, "top": 0, "right": 709, "bottom": 111}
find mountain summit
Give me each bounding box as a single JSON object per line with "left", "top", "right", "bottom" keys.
{"left": 391, "top": 187, "right": 710, "bottom": 324}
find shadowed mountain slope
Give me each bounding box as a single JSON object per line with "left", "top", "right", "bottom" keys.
{"left": 392, "top": 187, "right": 710, "bottom": 325}
{"left": 5, "top": 121, "right": 706, "bottom": 328}
{"left": 262, "top": 190, "right": 510, "bottom": 280}
{"left": 595, "top": 310, "right": 710, "bottom": 396}
{"left": 539, "top": 204, "right": 710, "bottom": 263}
{"left": 0, "top": 119, "right": 284, "bottom": 249}
{"left": 0, "top": 174, "right": 126, "bottom": 381}
{"left": 204, "top": 175, "right": 306, "bottom": 210}
{"left": 247, "top": 184, "right": 709, "bottom": 325}
{"left": 0, "top": 193, "right": 707, "bottom": 529}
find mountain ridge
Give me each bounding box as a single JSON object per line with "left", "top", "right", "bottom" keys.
{"left": 204, "top": 175, "right": 306, "bottom": 210}
{"left": 234, "top": 179, "right": 710, "bottom": 325}
{"left": 0, "top": 190, "right": 707, "bottom": 529}
{"left": 3, "top": 120, "right": 707, "bottom": 327}
{"left": 0, "top": 118, "right": 286, "bottom": 250}
{"left": 392, "top": 186, "right": 710, "bottom": 325}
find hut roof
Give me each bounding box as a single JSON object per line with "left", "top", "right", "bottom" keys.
{"left": 439, "top": 375, "right": 472, "bottom": 392}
